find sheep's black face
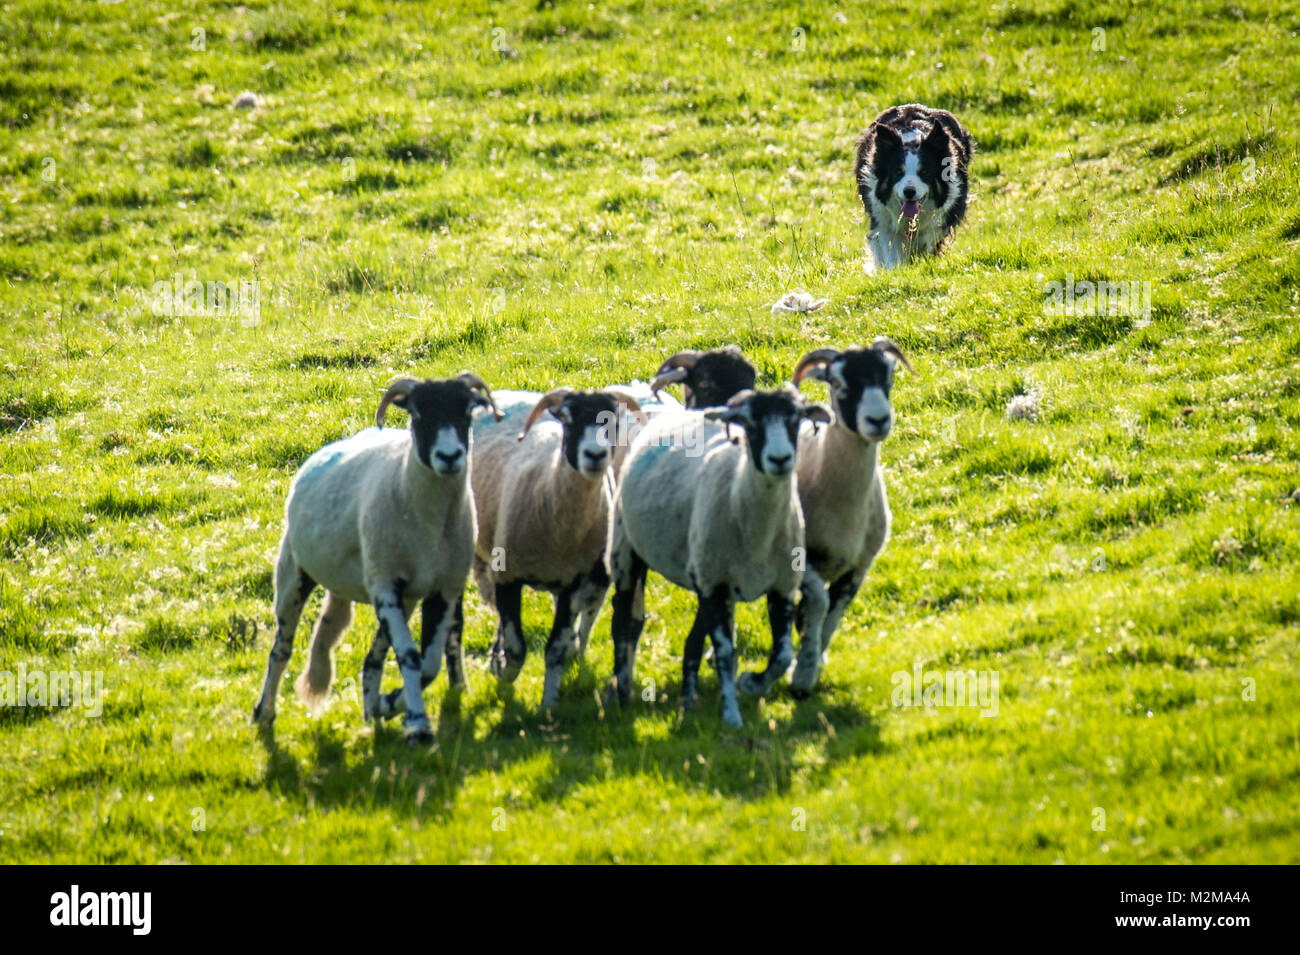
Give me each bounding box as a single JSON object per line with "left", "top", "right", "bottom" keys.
{"left": 716, "top": 390, "right": 804, "bottom": 478}
{"left": 825, "top": 348, "right": 896, "bottom": 441}
{"left": 394, "top": 380, "right": 482, "bottom": 475}
{"left": 551, "top": 392, "right": 621, "bottom": 478}
{"left": 684, "top": 348, "right": 757, "bottom": 409}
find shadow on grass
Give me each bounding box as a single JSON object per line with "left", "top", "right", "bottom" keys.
{"left": 253, "top": 649, "right": 883, "bottom": 821}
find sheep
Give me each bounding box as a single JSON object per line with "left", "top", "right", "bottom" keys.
{"left": 470, "top": 386, "right": 645, "bottom": 709}
{"left": 778, "top": 339, "right": 913, "bottom": 697}
{"left": 251, "top": 373, "right": 501, "bottom": 742}
{"left": 646, "top": 341, "right": 913, "bottom": 700}
{"left": 608, "top": 386, "right": 831, "bottom": 726}
{"left": 648, "top": 344, "right": 757, "bottom": 409}
{"left": 603, "top": 344, "right": 757, "bottom": 480}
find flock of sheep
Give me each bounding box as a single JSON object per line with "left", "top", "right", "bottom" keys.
{"left": 251, "top": 340, "right": 911, "bottom": 739}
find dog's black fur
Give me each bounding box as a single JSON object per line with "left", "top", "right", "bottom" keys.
{"left": 853, "top": 104, "right": 974, "bottom": 266}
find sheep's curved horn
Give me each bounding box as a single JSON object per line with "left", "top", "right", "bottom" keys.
{"left": 872, "top": 337, "right": 915, "bottom": 375}
{"left": 655, "top": 350, "right": 701, "bottom": 375}
{"left": 457, "top": 371, "right": 504, "bottom": 421}
{"left": 650, "top": 350, "right": 701, "bottom": 397}
{"left": 650, "top": 366, "right": 690, "bottom": 398}
{"left": 793, "top": 349, "right": 841, "bottom": 386}
{"left": 518, "top": 388, "right": 572, "bottom": 441}
{"left": 376, "top": 377, "right": 420, "bottom": 428}
{"left": 603, "top": 389, "right": 648, "bottom": 426}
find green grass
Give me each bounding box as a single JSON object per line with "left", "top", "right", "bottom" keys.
{"left": 1, "top": 0, "right": 1298, "bottom": 863}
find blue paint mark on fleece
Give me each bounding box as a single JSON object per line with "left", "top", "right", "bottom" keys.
{"left": 627, "top": 440, "right": 672, "bottom": 478}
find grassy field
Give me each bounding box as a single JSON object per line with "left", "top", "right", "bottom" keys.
{"left": 1, "top": 0, "right": 1298, "bottom": 863}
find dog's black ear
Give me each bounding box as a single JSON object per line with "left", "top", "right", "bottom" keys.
{"left": 871, "top": 123, "right": 903, "bottom": 164}
{"left": 921, "top": 121, "right": 950, "bottom": 155}
{"left": 873, "top": 122, "right": 903, "bottom": 147}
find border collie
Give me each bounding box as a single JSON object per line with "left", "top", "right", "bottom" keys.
{"left": 854, "top": 104, "right": 973, "bottom": 269}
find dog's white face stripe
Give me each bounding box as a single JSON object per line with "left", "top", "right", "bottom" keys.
{"left": 895, "top": 152, "right": 929, "bottom": 205}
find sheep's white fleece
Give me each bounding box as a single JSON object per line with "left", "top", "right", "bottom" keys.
{"left": 284, "top": 427, "right": 476, "bottom": 607}
{"left": 469, "top": 393, "right": 611, "bottom": 590}
{"left": 612, "top": 410, "right": 803, "bottom": 602}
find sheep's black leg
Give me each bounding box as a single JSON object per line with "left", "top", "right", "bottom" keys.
{"left": 488, "top": 581, "right": 526, "bottom": 683}
{"left": 795, "top": 568, "right": 865, "bottom": 696}
{"left": 540, "top": 579, "right": 582, "bottom": 709}
{"left": 382, "top": 591, "right": 460, "bottom": 716}
{"left": 361, "top": 622, "right": 390, "bottom": 722}
{"left": 608, "top": 552, "right": 647, "bottom": 706}
{"left": 738, "top": 591, "right": 796, "bottom": 697}
{"left": 572, "top": 557, "right": 610, "bottom": 659}
{"left": 702, "top": 585, "right": 742, "bottom": 727}
{"left": 821, "top": 569, "right": 866, "bottom": 655}
{"left": 791, "top": 566, "right": 831, "bottom": 697}
{"left": 371, "top": 580, "right": 431, "bottom": 742}
{"left": 253, "top": 569, "right": 315, "bottom": 725}
{"left": 680, "top": 602, "right": 711, "bottom": 711}
{"left": 442, "top": 595, "right": 466, "bottom": 690}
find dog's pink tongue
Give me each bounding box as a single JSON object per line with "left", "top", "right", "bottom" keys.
{"left": 902, "top": 199, "right": 920, "bottom": 218}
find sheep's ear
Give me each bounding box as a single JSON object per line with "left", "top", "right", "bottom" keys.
{"left": 803, "top": 403, "right": 833, "bottom": 425}
{"left": 550, "top": 404, "right": 573, "bottom": 425}
{"left": 703, "top": 408, "right": 744, "bottom": 445}
{"left": 704, "top": 388, "right": 755, "bottom": 432}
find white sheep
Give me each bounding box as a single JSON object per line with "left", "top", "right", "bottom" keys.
{"left": 251, "top": 373, "right": 501, "bottom": 742}
{"left": 782, "top": 340, "right": 912, "bottom": 696}
{"left": 608, "top": 387, "right": 830, "bottom": 726}
{"left": 470, "top": 387, "right": 644, "bottom": 709}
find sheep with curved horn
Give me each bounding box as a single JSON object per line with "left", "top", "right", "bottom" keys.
{"left": 469, "top": 385, "right": 646, "bottom": 709}
{"left": 608, "top": 386, "right": 831, "bottom": 726}
{"left": 649, "top": 344, "right": 757, "bottom": 409}
{"left": 604, "top": 344, "right": 756, "bottom": 477}
{"left": 252, "top": 372, "right": 500, "bottom": 742}
{"left": 743, "top": 338, "right": 913, "bottom": 698}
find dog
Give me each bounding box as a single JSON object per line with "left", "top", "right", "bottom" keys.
{"left": 854, "top": 104, "right": 973, "bottom": 269}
